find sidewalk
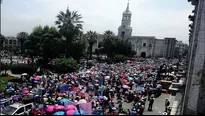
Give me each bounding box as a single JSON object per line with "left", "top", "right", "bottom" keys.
{"left": 143, "top": 93, "right": 175, "bottom": 115}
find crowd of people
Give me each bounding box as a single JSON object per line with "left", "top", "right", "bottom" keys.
{"left": 0, "top": 58, "right": 180, "bottom": 115}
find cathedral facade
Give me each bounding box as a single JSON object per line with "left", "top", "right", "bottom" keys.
{"left": 93, "top": 2, "right": 186, "bottom": 58}
{"left": 117, "top": 2, "right": 177, "bottom": 58}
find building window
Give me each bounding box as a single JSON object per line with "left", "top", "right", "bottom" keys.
{"left": 9, "top": 40, "right": 12, "bottom": 45}
{"left": 13, "top": 40, "right": 17, "bottom": 45}
{"left": 143, "top": 43, "right": 146, "bottom": 47}
{"left": 121, "top": 31, "right": 125, "bottom": 38}
{"left": 5, "top": 39, "right": 8, "bottom": 44}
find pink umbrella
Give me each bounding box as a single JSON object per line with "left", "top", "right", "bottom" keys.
{"left": 33, "top": 77, "right": 40, "bottom": 81}
{"left": 64, "top": 75, "right": 69, "bottom": 78}
{"left": 72, "top": 75, "right": 78, "bottom": 79}
{"left": 65, "top": 105, "right": 76, "bottom": 111}
{"left": 55, "top": 105, "right": 65, "bottom": 110}
{"left": 46, "top": 105, "right": 55, "bottom": 112}
{"left": 78, "top": 99, "right": 87, "bottom": 104}
{"left": 23, "top": 88, "right": 29, "bottom": 94}
{"left": 66, "top": 110, "right": 75, "bottom": 115}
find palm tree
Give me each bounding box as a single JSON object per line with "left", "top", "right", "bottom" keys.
{"left": 17, "top": 32, "right": 28, "bottom": 55}
{"left": 103, "top": 30, "right": 115, "bottom": 39}
{"left": 55, "top": 7, "right": 83, "bottom": 58}
{"left": 86, "top": 31, "right": 97, "bottom": 59}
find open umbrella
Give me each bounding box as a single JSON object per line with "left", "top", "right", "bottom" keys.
{"left": 73, "top": 110, "right": 85, "bottom": 115}
{"left": 46, "top": 105, "right": 55, "bottom": 112}
{"left": 55, "top": 105, "right": 65, "bottom": 110}
{"left": 139, "top": 74, "right": 144, "bottom": 77}
{"left": 33, "top": 77, "right": 40, "bottom": 81}
{"left": 127, "top": 77, "right": 134, "bottom": 81}
{"left": 58, "top": 98, "right": 71, "bottom": 104}
{"left": 65, "top": 105, "right": 76, "bottom": 111}
{"left": 12, "top": 95, "right": 22, "bottom": 101}
{"left": 66, "top": 110, "right": 75, "bottom": 115}
{"left": 77, "top": 99, "right": 87, "bottom": 104}
{"left": 53, "top": 111, "right": 65, "bottom": 115}
{"left": 122, "top": 84, "right": 130, "bottom": 89}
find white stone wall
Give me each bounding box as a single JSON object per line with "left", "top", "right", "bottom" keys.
{"left": 184, "top": 0, "right": 205, "bottom": 114}
{"left": 153, "top": 39, "right": 165, "bottom": 57}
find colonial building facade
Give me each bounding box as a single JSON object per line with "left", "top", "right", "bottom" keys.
{"left": 117, "top": 2, "right": 179, "bottom": 58}
{"left": 0, "top": 37, "right": 20, "bottom": 57}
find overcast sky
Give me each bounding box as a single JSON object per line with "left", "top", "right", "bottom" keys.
{"left": 2, "top": 0, "right": 193, "bottom": 44}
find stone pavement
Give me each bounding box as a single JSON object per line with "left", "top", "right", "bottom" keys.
{"left": 143, "top": 93, "right": 175, "bottom": 115}
{"left": 115, "top": 93, "right": 175, "bottom": 115}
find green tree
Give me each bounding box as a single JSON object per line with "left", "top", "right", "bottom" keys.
{"left": 17, "top": 32, "right": 28, "bottom": 55}
{"left": 24, "top": 25, "right": 64, "bottom": 67}
{"left": 24, "top": 26, "right": 42, "bottom": 64}
{"left": 71, "top": 31, "right": 87, "bottom": 62}
{"left": 55, "top": 7, "right": 83, "bottom": 58}
{"left": 0, "top": 34, "right": 5, "bottom": 51}
{"left": 86, "top": 31, "right": 97, "bottom": 59}
{"left": 54, "top": 58, "right": 78, "bottom": 74}
{"left": 39, "top": 26, "right": 63, "bottom": 64}
{"left": 99, "top": 30, "right": 116, "bottom": 58}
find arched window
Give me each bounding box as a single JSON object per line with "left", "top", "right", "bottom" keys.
{"left": 121, "top": 31, "right": 125, "bottom": 38}
{"left": 143, "top": 43, "right": 146, "bottom": 47}
{"left": 9, "top": 40, "right": 12, "bottom": 44}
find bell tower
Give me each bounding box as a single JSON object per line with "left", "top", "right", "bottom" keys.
{"left": 118, "top": 0, "right": 132, "bottom": 38}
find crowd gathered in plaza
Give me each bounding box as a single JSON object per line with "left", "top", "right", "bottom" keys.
{"left": 0, "top": 58, "right": 181, "bottom": 115}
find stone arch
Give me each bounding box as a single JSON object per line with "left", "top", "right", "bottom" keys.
{"left": 141, "top": 52, "right": 146, "bottom": 58}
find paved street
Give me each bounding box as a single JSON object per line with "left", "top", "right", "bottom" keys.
{"left": 116, "top": 93, "right": 175, "bottom": 115}
{"left": 143, "top": 93, "right": 175, "bottom": 115}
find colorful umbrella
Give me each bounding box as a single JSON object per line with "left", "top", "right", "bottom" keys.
{"left": 33, "top": 77, "right": 40, "bottom": 81}
{"left": 122, "top": 84, "right": 130, "bottom": 89}
{"left": 46, "top": 105, "right": 55, "bottom": 112}
{"left": 66, "top": 110, "right": 75, "bottom": 115}
{"left": 77, "top": 99, "right": 87, "bottom": 104}
{"left": 73, "top": 110, "right": 85, "bottom": 115}
{"left": 53, "top": 111, "right": 65, "bottom": 115}
{"left": 127, "top": 77, "right": 134, "bottom": 81}
{"left": 58, "top": 98, "right": 70, "bottom": 104}
{"left": 65, "top": 105, "right": 76, "bottom": 111}
{"left": 55, "top": 105, "right": 65, "bottom": 110}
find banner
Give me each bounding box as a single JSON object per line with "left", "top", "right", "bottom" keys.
{"left": 79, "top": 102, "right": 92, "bottom": 115}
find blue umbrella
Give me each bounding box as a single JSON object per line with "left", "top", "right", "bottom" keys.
{"left": 33, "top": 80, "right": 38, "bottom": 83}
{"left": 73, "top": 110, "right": 85, "bottom": 115}
{"left": 139, "top": 74, "right": 144, "bottom": 77}
{"left": 53, "top": 111, "right": 65, "bottom": 115}
{"left": 70, "top": 91, "right": 75, "bottom": 95}
{"left": 58, "top": 98, "right": 70, "bottom": 103}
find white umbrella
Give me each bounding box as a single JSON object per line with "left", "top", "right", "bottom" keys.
{"left": 122, "top": 85, "right": 130, "bottom": 89}
{"left": 21, "top": 73, "right": 28, "bottom": 76}
{"left": 105, "top": 76, "right": 110, "bottom": 80}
